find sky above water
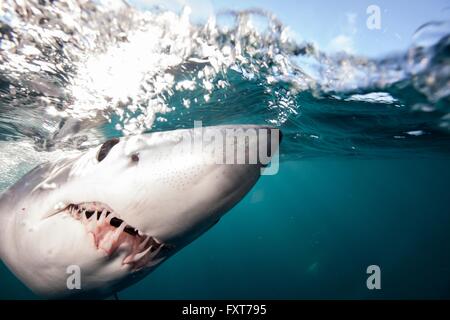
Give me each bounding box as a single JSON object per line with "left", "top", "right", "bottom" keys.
{"left": 128, "top": 0, "right": 449, "bottom": 57}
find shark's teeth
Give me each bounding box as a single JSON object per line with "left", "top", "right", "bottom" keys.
{"left": 138, "top": 236, "right": 150, "bottom": 251}
{"left": 123, "top": 241, "right": 161, "bottom": 265}
{"left": 98, "top": 209, "right": 107, "bottom": 224}
{"left": 65, "top": 202, "right": 168, "bottom": 270}
{"left": 132, "top": 245, "right": 165, "bottom": 270}
{"left": 87, "top": 214, "right": 97, "bottom": 232}
{"left": 113, "top": 222, "right": 127, "bottom": 242}
{"left": 67, "top": 204, "right": 134, "bottom": 234}
{"left": 132, "top": 246, "right": 152, "bottom": 262}
{"left": 81, "top": 209, "right": 87, "bottom": 223}
{"left": 105, "top": 213, "right": 113, "bottom": 224}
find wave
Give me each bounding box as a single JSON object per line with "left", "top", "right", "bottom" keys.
{"left": 0, "top": 0, "right": 449, "bottom": 160}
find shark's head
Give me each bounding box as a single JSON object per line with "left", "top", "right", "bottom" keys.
{"left": 0, "top": 125, "right": 280, "bottom": 298}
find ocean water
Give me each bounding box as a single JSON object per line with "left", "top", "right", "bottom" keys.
{"left": 0, "top": 1, "right": 449, "bottom": 299}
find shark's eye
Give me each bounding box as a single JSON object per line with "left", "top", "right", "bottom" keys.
{"left": 97, "top": 138, "right": 120, "bottom": 162}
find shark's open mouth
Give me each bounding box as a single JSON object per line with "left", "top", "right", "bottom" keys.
{"left": 64, "top": 202, "right": 166, "bottom": 270}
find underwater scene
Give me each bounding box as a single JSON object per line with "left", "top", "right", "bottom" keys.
{"left": 0, "top": 0, "right": 449, "bottom": 299}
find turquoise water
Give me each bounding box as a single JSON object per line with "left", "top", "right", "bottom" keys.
{"left": 0, "top": 1, "right": 449, "bottom": 299}
{"left": 2, "top": 158, "right": 450, "bottom": 299}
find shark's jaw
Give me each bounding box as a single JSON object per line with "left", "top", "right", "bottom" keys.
{"left": 61, "top": 202, "right": 165, "bottom": 271}
{"left": 0, "top": 125, "right": 280, "bottom": 299}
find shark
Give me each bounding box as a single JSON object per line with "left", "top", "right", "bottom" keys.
{"left": 0, "top": 125, "right": 280, "bottom": 299}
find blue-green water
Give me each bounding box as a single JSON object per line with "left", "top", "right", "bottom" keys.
{"left": 1, "top": 158, "right": 450, "bottom": 299}
{"left": 0, "top": 1, "right": 449, "bottom": 299}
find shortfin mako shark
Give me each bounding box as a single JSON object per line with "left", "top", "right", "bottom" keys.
{"left": 0, "top": 125, "right": 280, "bottom": 299}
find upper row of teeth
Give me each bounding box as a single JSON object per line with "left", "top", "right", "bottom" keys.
{"left": 67, "top": 204, "right": 140, "bottom": 236}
